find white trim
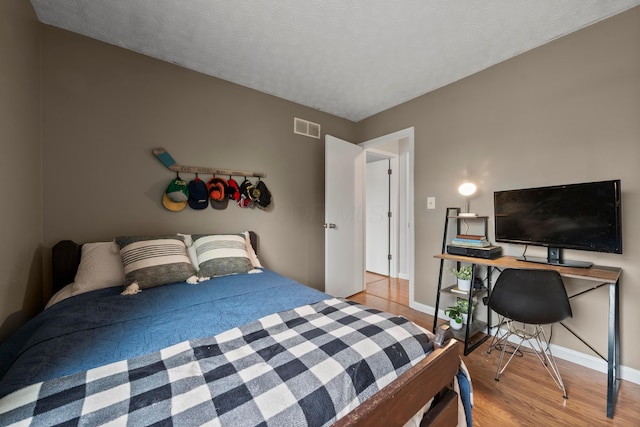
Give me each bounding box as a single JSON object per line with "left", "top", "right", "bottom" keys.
{"left": 411, "top": 300, "right": 436, "bottom": 316}
{"left": 365, "top": 147, "right": 399, "bottom": 159}
{"left": 551, "top": 345, "right": 640, "bottom": 385}
{"left": 359, "top": 127, "right": 415, "bottom": 308}
{"left": 389, "top": 156, "right": 399, "bottom": 278}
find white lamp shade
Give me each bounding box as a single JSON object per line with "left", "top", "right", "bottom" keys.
{"left": 458, "top": 182, "right": 477, "bottom": 197}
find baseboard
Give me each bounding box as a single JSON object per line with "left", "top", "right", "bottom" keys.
{"left": 410, "top": 300, "right": 435, "bottom": 316}
{"left": 398, "top": 272, "right": 409, "bottom": 280}
{"left": 487, "top": 325, "right": 640, "bottom": 385}
{"left": 549, "top": 343, "right": 640, "bottom": 385}
{"left": 414, "top": 301, "right": 640, "bottom": 386}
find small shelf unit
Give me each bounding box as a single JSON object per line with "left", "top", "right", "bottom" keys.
{"left": 433, "top": 207, "right": 493, "bottom": 356}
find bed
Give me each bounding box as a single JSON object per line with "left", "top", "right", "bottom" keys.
{"left": 0, "top": 232, "right": 468, "bottom": 426}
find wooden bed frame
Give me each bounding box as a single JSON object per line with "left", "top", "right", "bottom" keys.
{"left": 50, "top": 234, "right": 461, "bottom": 427}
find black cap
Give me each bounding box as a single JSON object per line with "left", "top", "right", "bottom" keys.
{"left": 187, "top": 178, "right": 208, "bottom": 210}
{"left": 256, "top": 181, "right": 271, "bottom": 209}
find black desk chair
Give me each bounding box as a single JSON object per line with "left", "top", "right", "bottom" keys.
{"left": 487, "top": 268, "right": 572, "bottom": 398}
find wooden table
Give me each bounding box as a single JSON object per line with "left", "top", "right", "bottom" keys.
{"left": 434, "top": 254, "right": 622, "bottom": 418}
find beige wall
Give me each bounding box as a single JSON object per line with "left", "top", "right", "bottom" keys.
{"left": 357, "top": 8, "right": 640, "bottom": 370}
{"left": 40, "top": 26, "right": 356, "bottom": 297}
{"left": 2, "top": 3, "right": 638, "bottom": 374}
{"left": 0, "top": 1, "right": 42, "bottom": 341}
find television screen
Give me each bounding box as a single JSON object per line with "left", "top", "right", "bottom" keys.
{"left": 494, "top": 180, "right": 622, "bottom": 256}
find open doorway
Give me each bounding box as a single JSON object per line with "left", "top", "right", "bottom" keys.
{"left": 365, "top": 153, "right": 394, "bottom": 277}
{"left": 323, "top": 128, "right": 414, "bottom": 304}
{"left": 360, "top": 129, "right": 413, "bottom": 308}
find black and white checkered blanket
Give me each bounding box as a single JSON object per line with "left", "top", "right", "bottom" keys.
{"left": 0, "top": 298, "right": 433, "bottom": 427}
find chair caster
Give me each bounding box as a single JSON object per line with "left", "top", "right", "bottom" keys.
{"left": 494, "top": 377, "right": 500, "bottom": 382}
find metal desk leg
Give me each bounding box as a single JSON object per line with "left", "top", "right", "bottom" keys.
{"left": 607, "top": 279, "right": 621, "bottom": 418}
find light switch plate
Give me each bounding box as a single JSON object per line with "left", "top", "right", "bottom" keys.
{"left": 427, "top": 197, "right": 435, "bottom": 210}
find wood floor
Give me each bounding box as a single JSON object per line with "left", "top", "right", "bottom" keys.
{"left": 349, "top": 272, "right": 640, "bottom": 426}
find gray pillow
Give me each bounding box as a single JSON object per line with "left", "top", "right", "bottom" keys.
{"left": 192, "top": 234, "right": 253, "bottom": 277}
{"left": 115, "top": 235, "right": 196, "bottom": 290}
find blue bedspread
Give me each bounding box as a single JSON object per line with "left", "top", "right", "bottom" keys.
{"left": 0, "top": 269, "right": 329, "bottom": 399}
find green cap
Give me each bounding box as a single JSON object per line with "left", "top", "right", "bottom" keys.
{"left": 162, "top": 178, "right": 189, "bottom": 211}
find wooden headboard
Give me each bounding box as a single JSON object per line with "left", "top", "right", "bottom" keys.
{"left": 51, "top": 232, "right": 258, "bottom": 294}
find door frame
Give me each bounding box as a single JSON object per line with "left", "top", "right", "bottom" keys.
{"left": 365, "top": 149, "right": 399, "bottom": 278}
{"left": 359, "top": 127, "right": 415, "bottom": 307}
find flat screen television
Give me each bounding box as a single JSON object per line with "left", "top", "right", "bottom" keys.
{"left": 494, "top": 180, "right": 622, "bottom": 268}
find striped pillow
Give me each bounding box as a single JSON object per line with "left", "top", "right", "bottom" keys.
{"left": 115, "top": 235, "right": 196, "bottom": 289}
{"left": 192, "top": 234, "right": 253, "bottom": 277}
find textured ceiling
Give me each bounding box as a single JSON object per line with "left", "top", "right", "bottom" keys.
{"left": 30, "top": 0, "right": 640, "bottom": 122}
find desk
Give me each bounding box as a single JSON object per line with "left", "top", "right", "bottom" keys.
{"left": 434, "top": 254, "right": 622, "bottom": 419}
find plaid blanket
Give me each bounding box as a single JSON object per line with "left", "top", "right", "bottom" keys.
{"left": 0, "top": 298, "right": 433, "bottom": 427}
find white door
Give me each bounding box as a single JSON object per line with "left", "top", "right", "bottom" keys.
{"left": 366, "top": 159, "right": 389, "bottom": 276}
{"left": 324, "top": 135, "right": 364, "bottom": 297}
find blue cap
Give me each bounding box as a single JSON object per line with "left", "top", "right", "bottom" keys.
{"left": 187, "top": 178, "right": 208, "bottom": 210}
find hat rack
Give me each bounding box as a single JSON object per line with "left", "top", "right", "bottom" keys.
{"left": 153, "top": 148, "right": 266, "bottom": 178}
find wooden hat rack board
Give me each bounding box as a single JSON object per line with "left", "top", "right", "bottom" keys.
{"left": 153, "top": 148, "right": 271, "bottom": 212}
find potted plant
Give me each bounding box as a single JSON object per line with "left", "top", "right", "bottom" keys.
{"left": 444, "top": 305, "right": 464, "bottom": 330}
{"left": 450, "top": 265, "right": 473, "bottom": 291}
{"left": 445, "top": 299, "right": 475, "bottom": 330}
{"left": 455, "top": 298, "right": 475, "bottom": 324}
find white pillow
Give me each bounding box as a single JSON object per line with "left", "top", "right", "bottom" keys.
{"left": 243, "top": 231, "right": 263, "bottom": 268}
{"left": 71, "top": 241, "right": 126, "bottom": 296}
{"left": 46, "top": 283, "right": 74, "bottom": 308}
{"left": 177, "top": 233, "right": 200, "bottom": 270}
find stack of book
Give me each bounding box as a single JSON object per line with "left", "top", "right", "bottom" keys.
{"left": 451, "top": 234, "right": 490, "bottom": 248}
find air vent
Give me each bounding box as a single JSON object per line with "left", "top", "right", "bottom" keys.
{"left": 294, "top": 117, "right": 321, "bottom": 139}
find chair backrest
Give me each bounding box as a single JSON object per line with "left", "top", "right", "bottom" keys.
{"left": 488, "top": 268, "right": 572, "bottom": 324}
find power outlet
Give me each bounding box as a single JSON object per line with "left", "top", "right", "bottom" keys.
{"left": 427, "top": 197, "right": 436, "bottom": 210}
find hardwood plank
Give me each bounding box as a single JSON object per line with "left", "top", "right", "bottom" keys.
{"left": 349, "top": 275, "right": 640, "bottom": 426}
{"left": 363, "top": 272, "right": 409, "bottom": 306}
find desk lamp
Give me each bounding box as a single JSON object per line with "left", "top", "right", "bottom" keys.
{"left": 458, "top": 182, "right": 477, "bottom": 217}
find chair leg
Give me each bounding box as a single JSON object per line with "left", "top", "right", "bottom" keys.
{"left": 487, "top": 315, "right": 509, "bottom": 354}
{"left": 494, "top": 320, "right": 527, "bottom": 381}
{"left": 491, "top": 320, "right": 567, "bottom": 398}
{"left": 530, "top": 326, "right": 568, "bottom": 399}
